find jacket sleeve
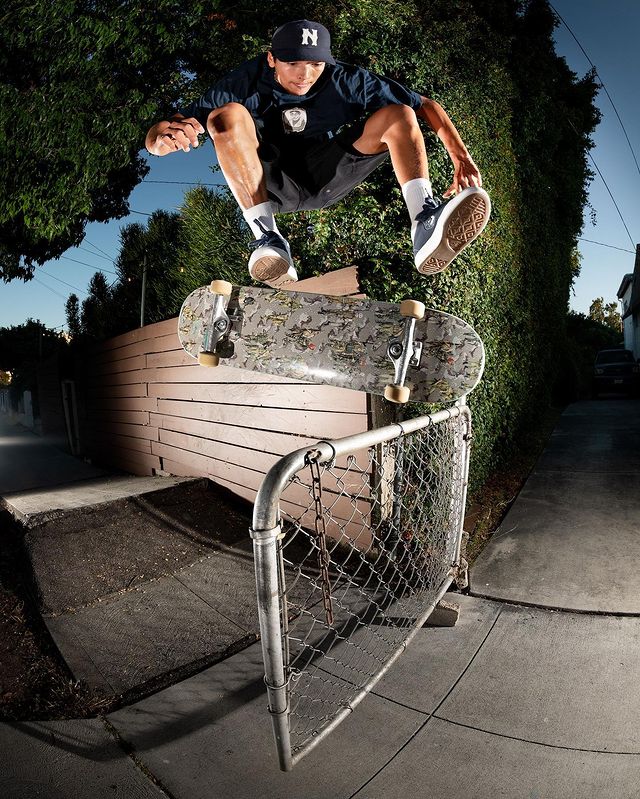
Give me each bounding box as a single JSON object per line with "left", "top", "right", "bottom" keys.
{"left": 177, "top": 60, "right": 256, "bottom": 125}
{"left": 360, "top": 67, "right": 422, "bottom": 112}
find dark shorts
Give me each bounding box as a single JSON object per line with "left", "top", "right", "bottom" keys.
{"left": 259, "top": 123, "right": 389, "bottom": 213}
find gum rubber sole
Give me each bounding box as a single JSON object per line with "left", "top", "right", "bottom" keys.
{"left": 250, "top": 256, "right": 292, "bottom": 282}
{"left": 417, "top": 193, "right": 490, "bottom": 275}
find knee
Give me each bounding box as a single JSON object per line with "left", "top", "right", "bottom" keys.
{"left": 207, "top": 102, "right": 253, "bottom": 137}
{"left": 363, "top": 104, "right": 420, "bottom": 147}
{"left": 375, "top": 104, "right": 419, "bottom": 136}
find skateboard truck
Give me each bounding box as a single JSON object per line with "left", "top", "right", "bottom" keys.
{"left": 198, "top": 280, "right": 233, "bottom": 367}
{"left": 384, "top": 300, "right": 426, "bottom": 404}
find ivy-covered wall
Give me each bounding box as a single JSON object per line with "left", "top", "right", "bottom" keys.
{"left": 175, "top": 0, "right": 599, "bottom": 487}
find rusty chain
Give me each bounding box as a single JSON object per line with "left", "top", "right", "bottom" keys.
{"left": 307, "top": 451, "right": 334, "bottom": 627}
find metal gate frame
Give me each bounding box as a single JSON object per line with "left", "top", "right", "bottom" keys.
{"left": 250, "top": 404, "right": 472, "bottom": 771}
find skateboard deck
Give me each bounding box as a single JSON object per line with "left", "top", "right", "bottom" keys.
{"left": 178, "top": 283, "right": 485, "bottom": 404}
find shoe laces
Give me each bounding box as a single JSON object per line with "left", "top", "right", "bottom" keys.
{"left": 250, "top": 219, "right": 286, "bottom": 251}
{"left": 415, "top": 195, "right": 443, "bottom": 227}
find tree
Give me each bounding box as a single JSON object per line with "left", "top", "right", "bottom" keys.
{"left": 1, "top": 0, "right": 206, "bottom": 280}
{"left": 172, "top": 186, "right": 248, "bottom": 303}
{"left": 65, "top": 294, "right": 82, "bottom": 339}
{"left": 189, "top": 0, "right": 599, "bottom": 485}
{"left": 589, "top": 297, "right": 622, "bottom": 332}
{"left": 0, "top": 320, "right": 62, "bottom": 370}
{"left": 112, "top": 210, "right": 186, "bottom": 329}
{"left": 64, "top": 209, "right": 191, "bottom": 339}
{"left": 80, "top": 272, "right": 113, "bottom": 340}
{"left": 557, "top": 310, "right": 622, "bottom": 400}
{"left": 588, "top": 297, "right": 606, "bottom": 324}
{"left": 0, "top": 320, "right": 67, "bottom": 414}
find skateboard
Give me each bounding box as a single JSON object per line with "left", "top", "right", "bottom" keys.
{"left": 177, "top": 281, "right": 485, "bottom": 404}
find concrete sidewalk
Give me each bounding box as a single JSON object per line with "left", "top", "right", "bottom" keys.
{"left": 0, "top": 414, "right": 188, "bottom": 523}
{"left": 0, "top": 416, "right": 261, "bottom": 700}
{"left": 472, "top": 399, "right": 640, "bottom": 612}
{"left": 2, "top": 403, "right": 640, "bottom": 798}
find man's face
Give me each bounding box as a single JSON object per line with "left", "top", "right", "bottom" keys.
{"left": 267, "top": 53, "right": 326, "bottom": 95}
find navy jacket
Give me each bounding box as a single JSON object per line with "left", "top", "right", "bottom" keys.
{"left": 179, "top": 55, "right": 422, "bottom": 145}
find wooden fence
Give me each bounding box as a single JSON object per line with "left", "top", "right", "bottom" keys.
{"left": 79, "top": 268, "right": 373, "bottom": 511}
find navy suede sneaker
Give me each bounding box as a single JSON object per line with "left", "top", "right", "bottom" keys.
{"left": 413, "top": 187, "right": 491, "bottom": 275}
{"left": 248, "top": 223, "right": 298, "bottom": 288}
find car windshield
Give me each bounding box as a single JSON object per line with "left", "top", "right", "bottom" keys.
{"left": 596, "top": 350, "right": 634, "bottom": 365}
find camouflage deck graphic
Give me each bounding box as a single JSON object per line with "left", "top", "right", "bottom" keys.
{"left": 178, "top": 284, "right": 485, "bottom": 404}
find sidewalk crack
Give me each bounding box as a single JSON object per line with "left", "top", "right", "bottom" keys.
{"left": 101, "top": 716, "right": 179, "bottom": 799}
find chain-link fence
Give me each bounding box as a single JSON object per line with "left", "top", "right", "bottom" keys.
{"left": 251, "top": 405, "right": 472, "bottom": 771}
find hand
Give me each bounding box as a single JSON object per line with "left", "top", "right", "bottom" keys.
{"left": 147, "top": 117, "right": 204, "bottom": 156}
{"left": 443, "top": 154, "right": 482, "bottom": 198}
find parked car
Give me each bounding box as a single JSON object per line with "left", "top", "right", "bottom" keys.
{"left": 592, "top": 349, "right": 639, "bottom": 397}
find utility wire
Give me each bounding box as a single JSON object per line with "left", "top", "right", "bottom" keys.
{"left": 585, "top": 149, "right": 636, "bottom": 249}
{"left": 58, "top": 255, "right": 118, "bottom": 276}
{"left": 549, "top": 2, "right": 640, "bottom": 180}
{"left": 83, "top": 238, "right": 117, "bottom": 260}
{"left": 565, "top": 115, "right": 636, "bottom": 249}
{"left": 142, "top": 179, "right": 221, "bottom": 187}
{"left": 38, "top": 269, "right": 88, "bottom": 295}
{"left": 578, "top": 237, "right": 635, "bottom": 254}
{"left": 32, "top": 276, "right": 70, "bottom": 301}
{"left": 78, "top": 245, "right": 116, "bottom": 263}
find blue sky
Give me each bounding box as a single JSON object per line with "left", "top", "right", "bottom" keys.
{"left": 2, "top": 0, "right": 639, "bottom": 331}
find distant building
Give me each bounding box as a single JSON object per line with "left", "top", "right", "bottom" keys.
{"left": 618, "top": 245, "right": 640, "bottom": 360}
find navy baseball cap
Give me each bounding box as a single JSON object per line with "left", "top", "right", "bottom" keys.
{"left": 270, "top": 20, "right": 336, "bottom": 64}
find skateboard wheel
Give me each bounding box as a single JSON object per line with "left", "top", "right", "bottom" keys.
{"left": 400, "top": 300, "right": 426, "bottom": 320}
{"left": 208, "top": 280, "right": 232, "bottom": 296}
{"left": 198, "top": 352, "right": 220, "bottom": 367}
{"left": 384, "top": 384, "right": 411, "bottom": 404}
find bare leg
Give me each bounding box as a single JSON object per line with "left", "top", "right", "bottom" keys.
{"left": 352, "top": 105, "right": 490, "bottom": 275}
{"left": 351, "top": 104, "right": 430, "bottom": 185}
{"left": 207, "top": 104, "right": 296, "bottom": 287}
{"left": 207, "top": 103, "right": 268, "bottom": 209}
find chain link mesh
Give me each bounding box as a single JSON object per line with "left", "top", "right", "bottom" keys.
{"left": 271, "top": 411, "right": 470, "bottom": 757}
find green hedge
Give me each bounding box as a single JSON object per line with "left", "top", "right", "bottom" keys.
{"left": 171, "top": 0, "right": 598, "bottom": 488}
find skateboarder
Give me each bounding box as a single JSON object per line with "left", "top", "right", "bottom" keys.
{"left": 146, "top": 19, "right": 490, "bottom": 288}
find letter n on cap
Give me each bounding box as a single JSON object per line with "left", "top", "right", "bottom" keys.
{"left": 301, "top": 28, "right": 319, "bottom": 46}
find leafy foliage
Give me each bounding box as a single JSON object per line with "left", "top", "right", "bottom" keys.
{"left": 64, "top": 211, "right": 188, "bottom": 338}
{"left": 170, "top": 186, "right": 249, "bottom": 307}
{"left": 588, "top": 297, "right": 622, "bottom": 332}
{"left": 79, "top": 273, "right": 113, "bottom": 341}
{"left": 0, "top": 320, "right": 63, "bottom": 371}
{"left": 0, "top": 320, "right": 67, "bottom": 409}
{"left": 112, "top": 210, "right": 187, "bottom": 329}
{"left": 557, "top": 311, "right": 622, "bottom": 401}
{"left": 192, "top": 0, "right": 599, "bottom": 485}
{"left": 0, "top": 0, "right": 203, "bottom": 280}
{"left": 51, "top": 0, "right": 598, "bottom": 492}
{"left": 65, "top": 295, "right": 82, "bottom": 340}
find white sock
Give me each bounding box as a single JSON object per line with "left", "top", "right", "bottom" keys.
{"left": 243, "top": 202, "right": 280, "bottom": 239}
{"left": 402, "top": 178, "right": 433, "bottom": 238}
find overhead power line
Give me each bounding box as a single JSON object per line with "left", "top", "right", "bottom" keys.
{"left": 564, "top": 113, "right": 636, "bottom": 249}
{"left": 32, "top": 276, "right": 70, "bottom": 301}
{"left": 584, "top": 149, "right": 636, "bottom": 249}
{"left": 578, "top": 237, "right": 635, "bottom": 254}
{"left": 58, "top": 255, "right": 118, "bottom": 276}
{"left": 83, "top": 238, "right": 116, "bottom": 261}
{"left": 78, "top": 245, "right": 115, "bottom": 263}
{"left": 142, "top": 179, "right": 221, "bottom": 187}
{"left": 38, "top": 268, "right": 88, "bottom": 295}
{"left": 550, "top": 2, "right": 640, "bottom": 180}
